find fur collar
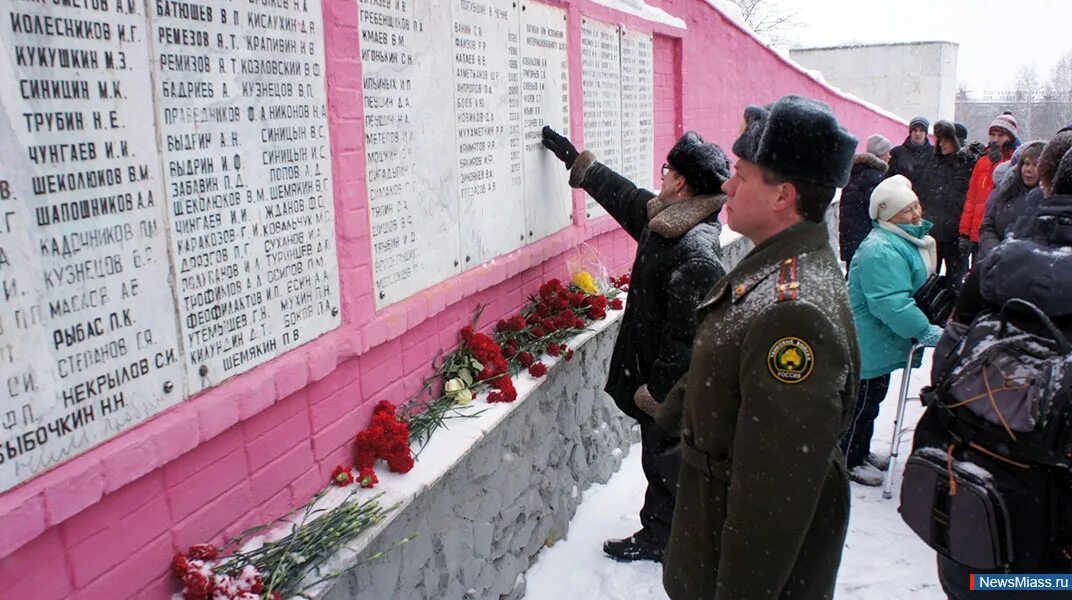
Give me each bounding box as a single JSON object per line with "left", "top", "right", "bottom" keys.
{"left": 852, "top": 153, "right": 888, "bottom": 173}
{"left": 646, "top": 193, "right": 725, "bottom": 238}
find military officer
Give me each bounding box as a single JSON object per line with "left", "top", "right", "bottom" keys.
{"left": 644, "top": 96, "right": 862, "bottom": 599}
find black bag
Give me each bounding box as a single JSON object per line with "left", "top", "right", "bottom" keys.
{"left": 900, "top": 299, "right": 1072, "bottom": 571}
{"left": 912, "top": 274, "right": 957, "bottom": 325}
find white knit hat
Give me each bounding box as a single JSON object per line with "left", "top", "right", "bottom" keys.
{"left": 869, "top": 175, "right": 918, "bottom": 221}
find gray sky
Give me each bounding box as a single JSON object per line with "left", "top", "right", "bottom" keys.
{"left": 784, "top": 0, "right": 1072, "bottom": 92}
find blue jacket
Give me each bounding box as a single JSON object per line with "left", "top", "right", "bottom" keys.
{"left": 848, "top": 221, "right": 940, "bottom": 379}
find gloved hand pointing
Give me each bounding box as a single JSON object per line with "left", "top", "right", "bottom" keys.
{"left": 541, "top": 126, "right": 579, "bottom": 170}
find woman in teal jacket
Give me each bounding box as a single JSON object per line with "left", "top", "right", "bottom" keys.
{"left": 840, "top": 175, "right": 943, "bottom": 486}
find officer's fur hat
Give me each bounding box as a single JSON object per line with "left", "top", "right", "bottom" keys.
{"left": 731, "top": 95, "right": 858, "bottom": 188}
{"left": 666, "top": 131, "right": 731, "bottom": 196}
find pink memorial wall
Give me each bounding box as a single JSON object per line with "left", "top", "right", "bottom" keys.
{"left": 0, "top": 1, "right": 906, "bottom": 598}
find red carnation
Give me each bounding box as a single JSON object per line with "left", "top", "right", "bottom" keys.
{"left": 186, "top": 544, "right": 219, "bottom": 561}
{"left": 171, "top": 553, "right": 190, "bottom": 577}
{"left": 331, "top": 465, "right": 354, "bottom": 486}
{"left": 487, "top": 391, "right": 506, "bottom": 403}
{"left": 374, "top": 400, "right": 397, "bottom": 416}
{"left": 502, "top": 340, "right": 519, "bottom": 358}
{"left": 565, "top": 349, "right": 575, "bottom": 361}
{"left": 358, "top": 467, "right": 378, "bottom": 488}
{"left": 491, "top": 376, "right": 517, "bottom": 402}
{"left": 530, "top": 325, "right": 546, "bottom": 339}
{"left": 182, "top": 570, "right": 214, "bottom": 598}
{"left": 508, "top": 315, "right": 526, "bottom": 330}
{"left": 609, "top": 298, "right": 623, "bottom": 310}
{"left": 546, "top": 344, "right": 562, "bottom": 357}
{"left": 518, "top": 351, "right": 534, "bottom": 367}
{"left": 387, "top": 453, "right": 415, "bottom": 473}
{"left": 528, "top": 362, "right": 548, "bottom": 378}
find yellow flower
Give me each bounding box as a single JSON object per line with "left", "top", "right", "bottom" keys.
{"left": 455, "top": 389, "right": 473, "bottom": 406}
{"left": 572, "top": 271, "right": 600, "bottom": 295}
{"left": 444, "top": 378, "right": 465, "bottom": 394}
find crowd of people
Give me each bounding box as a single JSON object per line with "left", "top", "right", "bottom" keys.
{"left": 540, "top": 98, "right": 1072, "bottom": 599}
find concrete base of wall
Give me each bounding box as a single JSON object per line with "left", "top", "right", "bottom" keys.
{"left": 318, "top": 320, "right": 638, "bottom": 600}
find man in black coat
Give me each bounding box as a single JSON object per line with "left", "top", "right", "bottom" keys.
{"left": 887, "top": 116, "right": 933, "bottom": 190}
{"left": 928, "top": 145, "right": 1072, "bottom": 600}
{"left": 916, "top": 120, "right": 973, "bottom": 288}
{"left": 838, "top": 134, "right": 890, "bottom": 267}
{"left": 542, "top": 126, "right": 729, "bottom": 562}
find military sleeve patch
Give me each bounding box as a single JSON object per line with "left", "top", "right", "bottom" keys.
{"left": 767, "top": 337, "right": 814, "bottom": 384}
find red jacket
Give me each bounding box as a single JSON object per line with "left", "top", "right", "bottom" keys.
{"left": 959, "top": 149, "right": 1013, "bottom": 241}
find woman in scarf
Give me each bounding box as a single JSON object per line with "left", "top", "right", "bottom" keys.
{"left": 840, "top": 175, "right": 943, "bottom": 486}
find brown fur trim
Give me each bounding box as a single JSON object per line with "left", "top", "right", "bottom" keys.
{"left": 647, "top": 193, "right": 726, "bottom": 238}
{"left": 569, "top": 150, "right": 598, "bottom": 188}
{"left": 634, "top": 385, "right": 659, "bottom": 417}
{"left": 853, "top": 153, "right": 889, "bottom": 174}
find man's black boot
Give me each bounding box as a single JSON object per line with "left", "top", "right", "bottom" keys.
{"left": 602, "top": 529, "right": 664, "bottom": 562}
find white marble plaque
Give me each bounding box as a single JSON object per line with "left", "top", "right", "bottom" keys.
{"left": 452, "top": 0, "right": 526, "bottom": 266}
{"left": 359, "top": 0, "right": 461, "bottom": 308}
{"left": 0, "top": 0, "right": 183, "bottom": 492}
{"left": 620, "top": 27, "right": 654, "bottom": 193}
{"left": 520, "top": 2, "right": 571, "bottom": 242}
{"left": 152, "top": 0, "right": 340, "bottom": 392}
{"left": 580, "top": 18, "right": 621, "bottom": 220}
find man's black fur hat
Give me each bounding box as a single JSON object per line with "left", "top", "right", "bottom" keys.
{"left": 731, "top": 95, "right": 858, "bottom": 188}
{"left": 666, "top": 131, "right": 731, "bottom": 196}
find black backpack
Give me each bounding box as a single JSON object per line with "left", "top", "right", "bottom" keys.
{"left": 900, "top": 299, "right": 1072, "bottom": 572}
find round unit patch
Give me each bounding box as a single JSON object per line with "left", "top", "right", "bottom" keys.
{"left": 767, "top": 337, "right": 814, "bottom": 384}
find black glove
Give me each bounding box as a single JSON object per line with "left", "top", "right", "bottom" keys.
{"left": 987, "top": 141, "right": 1003, "bottom": 164}
{"left": 958, "top": 236, "right": 973, "bottom": 257}
{"left": 541, "top": 126, "right": 579, "bottom": 170}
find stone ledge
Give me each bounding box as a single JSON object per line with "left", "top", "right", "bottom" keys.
{"left": 289, "top": 311, "right": 637, "bottom": 600}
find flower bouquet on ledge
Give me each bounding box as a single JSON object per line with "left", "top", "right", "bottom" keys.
{"left": 172, "top": 489, "right": 395, "bottom": 600}
{"left": 392, "top": 269, "right": 627, "bottom": 463}
{"left": 168, "top": 271, "right": 630, "bottom": 600}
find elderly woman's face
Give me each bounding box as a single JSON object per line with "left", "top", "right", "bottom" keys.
{"left": 888, "top": 200, "right": 923, "bottom": 226}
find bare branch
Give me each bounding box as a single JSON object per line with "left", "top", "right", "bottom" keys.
{"left": 726, "top": 0, "right": 801, "bottom": 45}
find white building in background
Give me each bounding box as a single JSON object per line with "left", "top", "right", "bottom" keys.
{"left": 790, "top": 41, "right": 958, "bottom": 125}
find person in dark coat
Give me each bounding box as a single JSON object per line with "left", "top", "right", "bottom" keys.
{"left": 1021, "top": 131, "right": 1072, "bottom": 219}
{"left": 977, "top": 140, "right": 1044, "bottom": 258}
{"left": 887, "top": 116, "right": 933, "bottom": 190}
{"left": 541, "top": 126, "right": 729, "bottom": 563}
{"left": 916, "top": 120, "right": 973, "bottom": 287}
{"left": 643, "top": 96, "right": 860, "bottom": 600}
{"left": 955, "top": 121, "right": 986, "bottom": 167}
{"left": 954, "top": 122, "right": 969, "bottom": 147}
{"left": 930, "top": 145, "right": 1072, "bottom": 600}
{"left": 838, "top": 135, "right": 890, "bottom": 267}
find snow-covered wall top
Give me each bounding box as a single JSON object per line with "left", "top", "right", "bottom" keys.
{"left": 791, "top": 42, "right": 959, "bottom": 124}
{"left": 0, "top": 1, "right": 904, "bottom": 598}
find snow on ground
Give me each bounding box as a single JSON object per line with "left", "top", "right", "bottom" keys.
{"left": 527, "top": 351, "right": 944, "bottom": 599}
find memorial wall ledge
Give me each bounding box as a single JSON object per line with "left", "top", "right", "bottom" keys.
{"left": 0, "top": 218, "right": 610, "bottom": 561}
{"left": 185, "top": 302, "right": 628, "bottom": 600}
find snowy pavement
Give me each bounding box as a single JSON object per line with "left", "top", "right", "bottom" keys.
{"left": 526, "top": 352, "right": 945, "bottom": 599}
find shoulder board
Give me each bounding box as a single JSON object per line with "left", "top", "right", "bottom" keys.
{"left": 775, "top": 256, "right": 800, "bottom": 302}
